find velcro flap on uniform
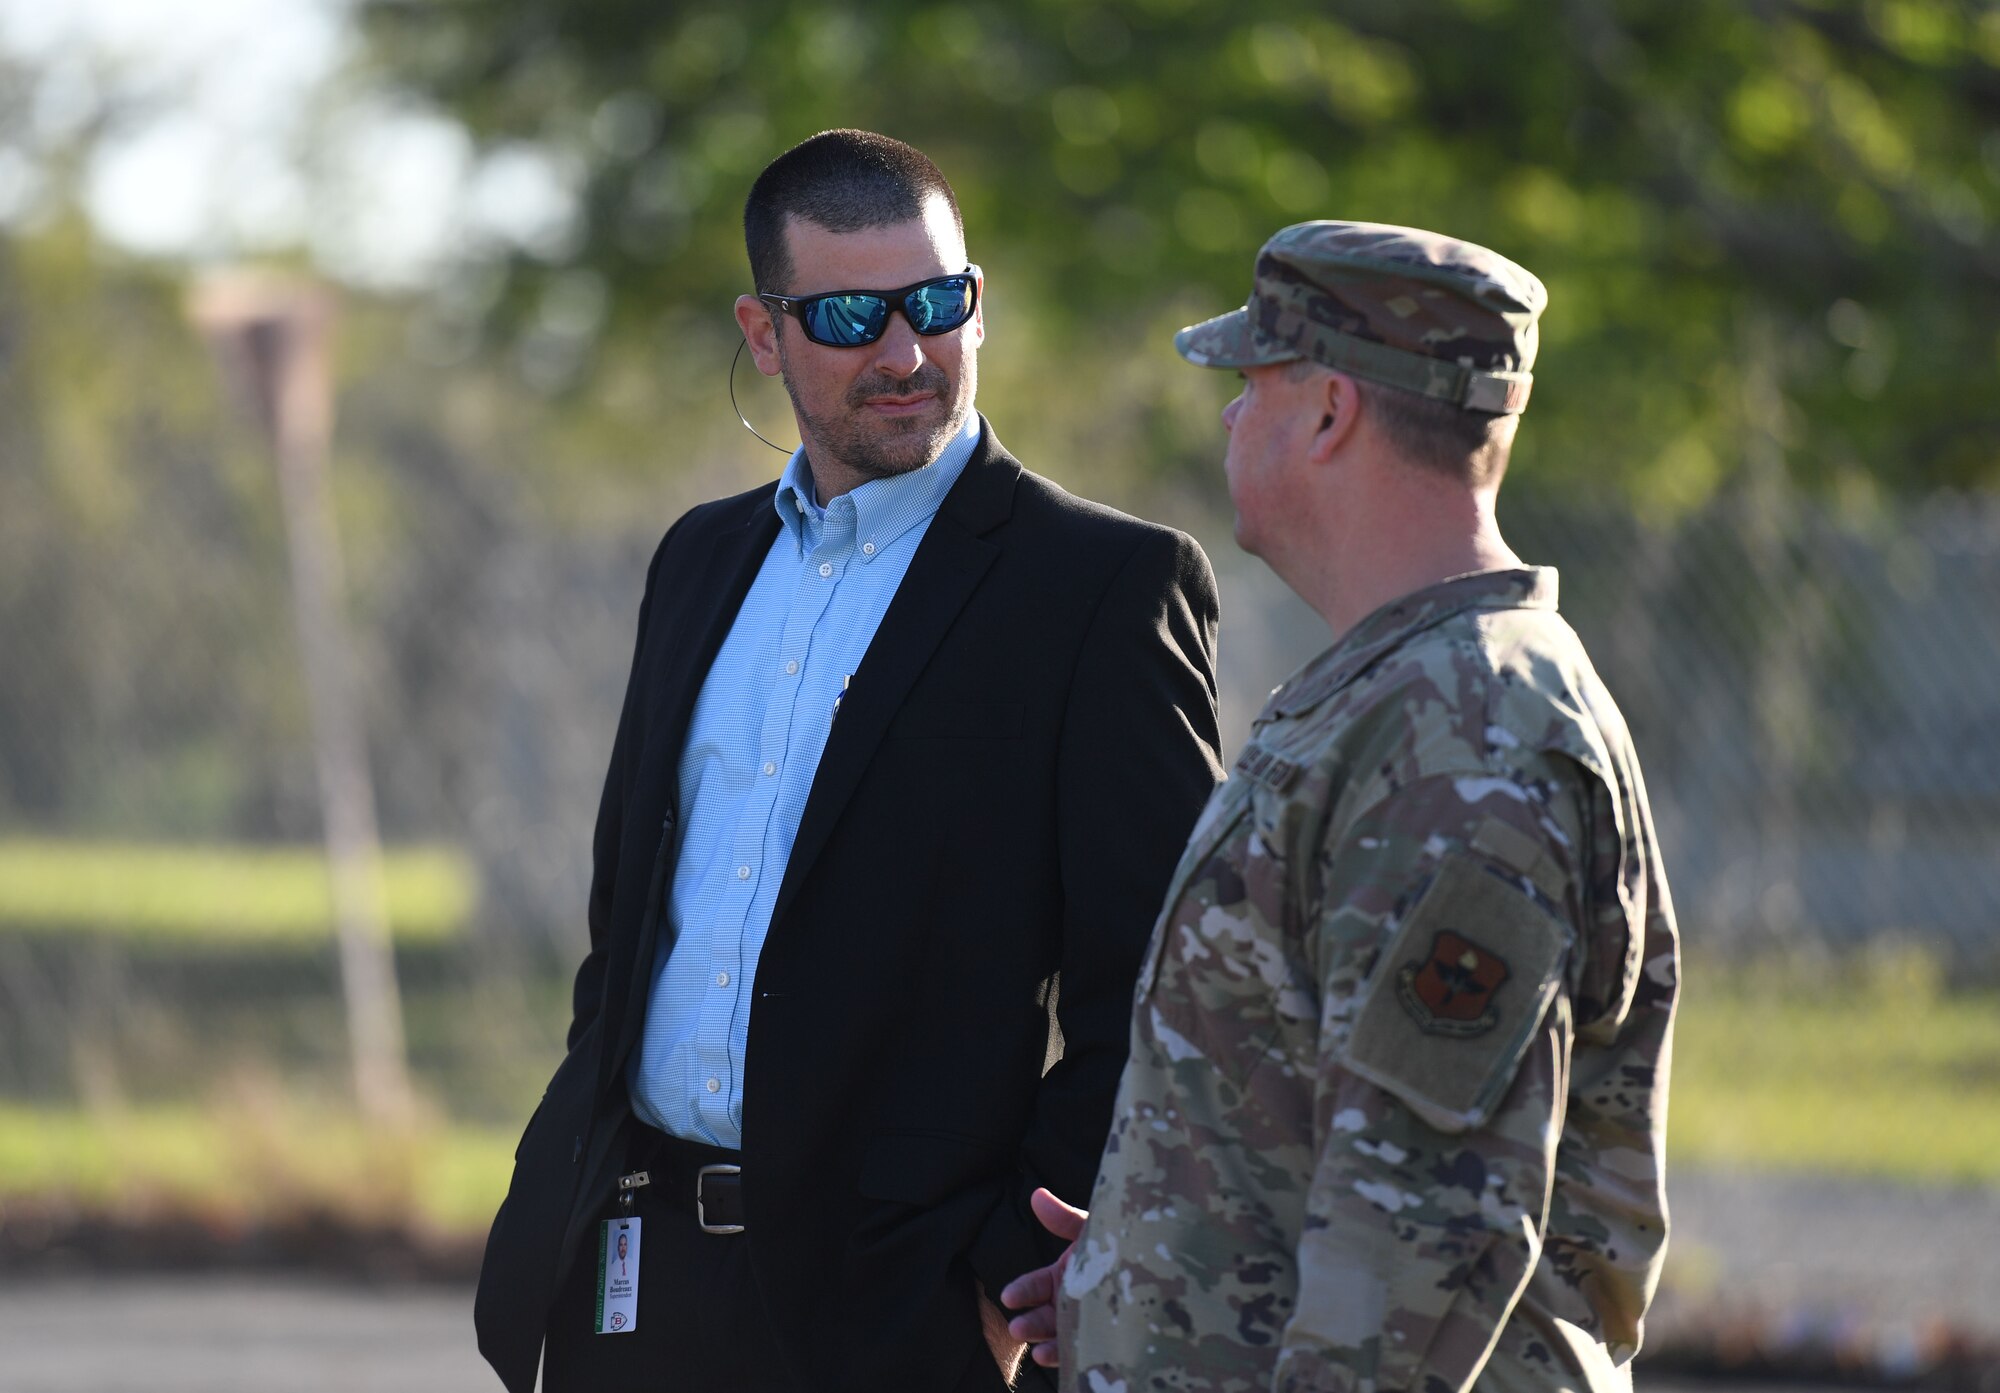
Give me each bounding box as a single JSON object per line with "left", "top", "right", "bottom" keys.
{"left": 1342, "top": 852, "right": 1567, "bottom": 1134}
{"left": 1470, "top": 815, "right": 1566, "bottom": 905}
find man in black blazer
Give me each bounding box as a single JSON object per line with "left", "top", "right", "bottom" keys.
{"left": 474, "top": 129, "right": 1222, "bottom": 1393}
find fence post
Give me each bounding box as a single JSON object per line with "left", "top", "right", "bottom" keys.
{"left": 188, "top": 274, "right": 413, "bottom": 1125}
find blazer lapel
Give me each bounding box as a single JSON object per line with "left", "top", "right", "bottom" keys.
{"left": 766, "top": 429, "right": 1021, "bottom": 935}
{"left": 608, "top": 497, "right": 779, "bottom": 1078}
{"left": 640, "top": 505, "right": 782, "bottom": 758}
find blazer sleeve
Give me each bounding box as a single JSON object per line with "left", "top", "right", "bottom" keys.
{"left": 565, "top": 523, "right": 677, "bottom": 1051}
{"left": 966, "top": 524, "right": 1225, "bottom": 1291}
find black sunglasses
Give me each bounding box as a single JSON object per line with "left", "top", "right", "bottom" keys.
{"left": 758, "top": 266, "right": 981, "bottom": 348}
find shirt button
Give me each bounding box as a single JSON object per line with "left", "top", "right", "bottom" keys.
{"left": 706, "top": 1078, "right": 721, "bottom": 1094}
{"left": 785, "top": 660, "right": 799, "bottom": 675}
{"left": 736, "top": 865, "right": 751, "bottom": 880}
{"left": 818, "top": 561, "right": 834, "bottom": 578}
{"left": 715, "top": 971, "right": 730, "bottom": 987}
{"left": 862, "top": 541, "right": 876, "bottom": 556}
{"left": 762, "top": 761, "right": 777, "bottom": 776}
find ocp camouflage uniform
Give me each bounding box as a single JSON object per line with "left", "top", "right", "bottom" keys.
{"left": 1059, "top": 567, "right": 1679, "bottom": 1393}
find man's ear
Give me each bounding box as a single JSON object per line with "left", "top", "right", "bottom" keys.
{"left": 734, "top": 295, "right": 784, "bottom": 376}
{"left": 1308, "top": 369, "right": 1364, "bottom": 464}
{"left": 968, "top": 269, "right": 986, "bottom": 346}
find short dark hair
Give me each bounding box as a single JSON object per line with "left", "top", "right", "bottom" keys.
{"left": 1352, "top": 377, "right": 1517, "bottom": 487}
{"left": 744, "top": 129, "right": 964, "bottom": 294}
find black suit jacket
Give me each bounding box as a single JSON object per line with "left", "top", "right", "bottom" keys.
{"left": 475, "top": 422, "right": 1222, "bottom": 1392}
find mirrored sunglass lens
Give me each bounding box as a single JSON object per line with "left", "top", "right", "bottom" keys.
{"left": 805, "top": 294, "right": 890, "bottom": 345}
{"left": 905, "top": 278, "right": 973, "bottom": 333}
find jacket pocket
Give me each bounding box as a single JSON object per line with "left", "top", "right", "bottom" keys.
{"left": 856, "top": 1129, "right": 1004, "bottom": 1206}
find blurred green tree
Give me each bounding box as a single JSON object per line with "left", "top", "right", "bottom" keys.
{"left": 356, "top": 0, "right": 2000, "bottom": 504}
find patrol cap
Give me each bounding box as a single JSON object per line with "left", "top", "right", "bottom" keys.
{"left": 1175, "top": 220, "right": 1548, "bottom": 415}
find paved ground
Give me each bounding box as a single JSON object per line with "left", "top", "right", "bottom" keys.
{"left": 3, "top": 1169, "right": 1997, "bottom": 1391}
{"left": 1658, "top": 1169, "right": 2000, "bottom": 1341}
{"left": 0, "top": 1274, "right": 1828, "bottom": 1393}
{"left": 0, "top": 1277, "right": 493, "bottom": 1393}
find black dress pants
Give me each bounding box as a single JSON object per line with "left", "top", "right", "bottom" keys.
{"left": 539, "top": 1119, "right": 1015, "bottom": 1393}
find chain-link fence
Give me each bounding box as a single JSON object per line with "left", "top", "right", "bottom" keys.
{"left": 1219, "top": 478, "right": 2000, "bottom": 972}
{"left": 4, "top": 454, "right": 1999, "bottom": 1115}
{"left": 1533, "top": 485, "right": 2000, "bottom": 967}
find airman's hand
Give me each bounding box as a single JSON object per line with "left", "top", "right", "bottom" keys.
{"left": 999, "top": 1187, "right": 1089, "bottom": 1368}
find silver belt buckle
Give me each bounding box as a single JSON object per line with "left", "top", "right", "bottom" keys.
{"left": 696, "top": 1163, "right": 744, "bottom": 1235}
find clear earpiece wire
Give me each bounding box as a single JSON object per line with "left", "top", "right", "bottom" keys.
{"left": 731, "top": 339, "right": 796, "bottom": 455}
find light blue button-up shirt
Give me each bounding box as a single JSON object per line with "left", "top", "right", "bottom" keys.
{"left": 629, "top": 414, "right": 981, "bottom": 1147}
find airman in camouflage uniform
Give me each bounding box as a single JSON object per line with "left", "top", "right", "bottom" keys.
{"left": 1004, "top": 222, "right": 1679, "bottom": 1393}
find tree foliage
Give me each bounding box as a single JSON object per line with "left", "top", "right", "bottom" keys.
{"left": 356, "top": 0, "right": 2000, "bottom": 502}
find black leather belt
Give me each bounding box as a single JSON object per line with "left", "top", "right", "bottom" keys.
{"left": 623, "top": 1122, "right": 747, "bottom": 1235}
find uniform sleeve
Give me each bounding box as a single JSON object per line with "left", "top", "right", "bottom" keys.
{"left": 1540, "top": 751, "right": 1678, "bottom": 1363}
{"left": 1273, "top": 761, "right": 1591, "bottom": 1393}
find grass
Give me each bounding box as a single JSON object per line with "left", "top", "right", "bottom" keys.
{"left": 1669, "top": 949, "right": 2000, "bottom": 1184}
{"left": 0, "top": 839, "right": 477, "bottom": 944}
{"left": 0, "top": 950, "right": 1995, "bottom": 1240}
{"left": 0, "top": 1089, "right": 519, "bottom": 1234}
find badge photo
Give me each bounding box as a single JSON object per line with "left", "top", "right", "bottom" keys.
{"left": 595, "top": 1216, "right": 641, "bottom": 1335}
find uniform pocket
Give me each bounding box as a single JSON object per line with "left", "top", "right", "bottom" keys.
{"left": 1136, "top": 794, "right": 1314, "bottom": 1089}
{"left": 1134, "top": 781, "right": 1251, "bottom": 1000}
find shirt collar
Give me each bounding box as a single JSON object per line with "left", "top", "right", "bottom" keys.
{"left": 773, "top": 412, "right": 981, "bottom": 559}
{"left": 1262, "top": 567, "right": 1560, "bottom": 721}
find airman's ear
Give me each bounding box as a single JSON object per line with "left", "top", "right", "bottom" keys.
{"left": 1308, "top": 368, "right": 1364, "bottom": 464}
{"left": 734, "top": 295, "right": 784, "bottom": 377}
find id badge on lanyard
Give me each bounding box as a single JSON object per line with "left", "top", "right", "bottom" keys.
{"left": 595, "top": 1216, "right": 641, "bottom": 1333}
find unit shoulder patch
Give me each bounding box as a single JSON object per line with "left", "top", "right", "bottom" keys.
{"left": 1343, "top": 851, "right": 1568, "bottom": 1133}
{"left": 1397, "top": 929, "right": 1511, "bottom": 1037}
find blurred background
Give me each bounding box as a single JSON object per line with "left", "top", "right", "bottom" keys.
{"left": 2, "top": 0, "right": 1999, "bottom": 1388}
